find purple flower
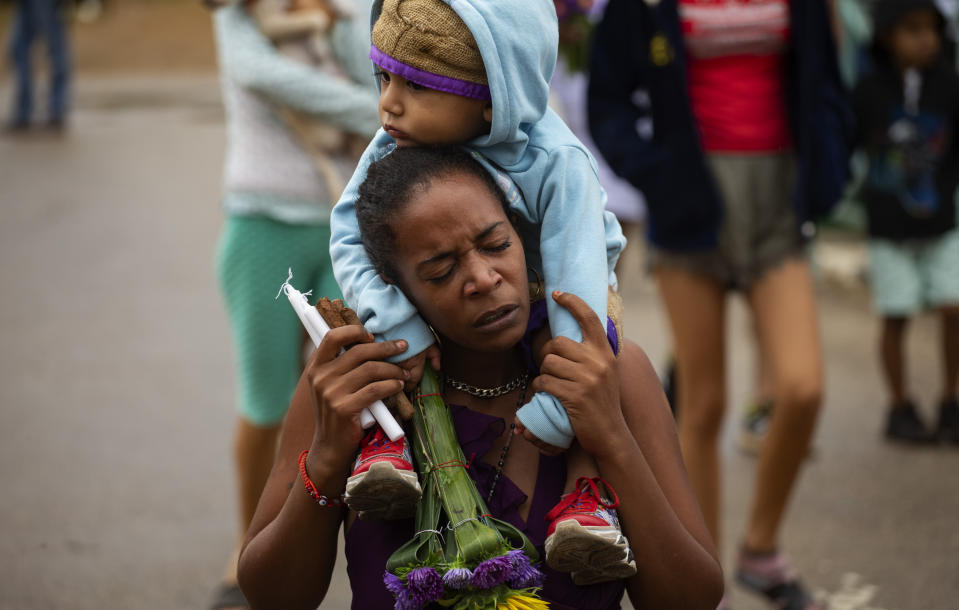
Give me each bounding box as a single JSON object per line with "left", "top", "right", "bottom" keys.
{"left": 393, "top": 594, "right": 423, "bottom": 610}
{"left": 505, "top": 549, "right": 545, "bottom": 588}
{"left": 383, "top": 571, "right": 406, "bottom": 596}
{"left": 506, "top": 549, "right": 529, "bottom": 569}
{"left": 406, "top": 567, "right": 443, "bottom": 603}
{"left": 471, "top": 555, "right": 512, "bottom": 589}
{"left": 442, "top": 567, "right": 473, "bottom": 589}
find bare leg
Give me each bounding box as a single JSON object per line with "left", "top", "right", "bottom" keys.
{"left": 743, "top": 260, "right": 823, "bottom": 552}
{"left": 564, "top": 442, "right": 600, "bottom": 494}
{"left": 881, "top": 317, "right": 909, "bottom": 405}
{"left": 656, "top": 267, "right": 727, "bottom": 545}
{"left": 753, "top": 321, "right": 774, "bottom": 404}
{"left": 224, "top": 418, "right": 282, "bottom": 581}
{"left": 942, "top": 306, "right": 959, "bottom": 401}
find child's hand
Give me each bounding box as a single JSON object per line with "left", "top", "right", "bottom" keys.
{"left": 396, "top": 343, "right": 442, "bottom": 391}
{"left": 513, "top": 416, "right": 565, "bottom": 456}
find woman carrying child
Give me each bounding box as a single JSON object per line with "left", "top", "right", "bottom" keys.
{"left": 328, "top": 0, "right": 642, "bottom": 585}
{"left": 237, "top": 146, "right": 724, "bottom": 609}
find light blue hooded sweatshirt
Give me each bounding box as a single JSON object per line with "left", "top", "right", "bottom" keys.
{"left": 330, "top": 0, "right": 626, "bottom": 448}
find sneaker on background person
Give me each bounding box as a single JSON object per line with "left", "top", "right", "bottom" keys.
{"left": 937, "top": 397, "right": 959, "bottom": 444}
{"left": 885, "top": 401, "right": 937, "bottom": 444}
{"left": 344, "top": 426, "right": 421, "bottom": 520}
{"left": 735, "top": 548, "right": 824, "bottom": 610}
{"left": 738, "top": 398, "right": 774, "bottom": 455}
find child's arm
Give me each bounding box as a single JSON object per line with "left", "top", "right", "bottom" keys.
{"left": 215, "top": 3, "right": 380, "bottom": 138}
{"left": 513, "top": 143, "right": 626, "bottom": 448}
{"left": 530, "top": 145, "right": 623, "bottom": 345}
{"left": 329, "top": 141, "right": 439, "bottom": 365}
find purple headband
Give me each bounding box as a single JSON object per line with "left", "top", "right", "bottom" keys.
{"left": 370, "top": 45, "right": 491, "bottom": 101}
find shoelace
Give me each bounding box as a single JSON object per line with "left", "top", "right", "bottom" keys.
{"left": 546, "top": 476, "right": 620, "bottom": 522}
{"left": 360, "top": 427, "right": 404, "bottom": 458}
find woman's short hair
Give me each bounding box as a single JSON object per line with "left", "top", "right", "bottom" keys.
{"left": 355, "top": 146, "right": 510, "bottom": 283}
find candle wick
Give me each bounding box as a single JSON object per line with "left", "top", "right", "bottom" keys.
{"left": 276, "top": 267, "right": 297, "bottom": 300}
{"left": 275, "top": 267, "right": 315, "bottom": 302}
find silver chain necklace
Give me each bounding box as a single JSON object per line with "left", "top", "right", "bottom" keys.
{"left": 445, "top": 371, "right": 530, "bottom": 399}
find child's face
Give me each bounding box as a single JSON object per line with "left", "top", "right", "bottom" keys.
{"left": 887, "top": 8, "right": 941, "bottom": 70}
{"left": 376, "top": 70, "right": 492, "bottom": 147}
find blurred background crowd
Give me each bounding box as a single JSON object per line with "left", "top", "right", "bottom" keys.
{"left": 0, "top": 1, "right": 957, "bottom": 609}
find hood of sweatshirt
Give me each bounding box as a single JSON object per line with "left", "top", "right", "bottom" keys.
{"left": 370, "top": 0, "right": 566, "bottom": 168}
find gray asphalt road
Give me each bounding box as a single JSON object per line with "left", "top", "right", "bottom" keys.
{"left": 1, "top": 75, "right": 956, "bottom": 610}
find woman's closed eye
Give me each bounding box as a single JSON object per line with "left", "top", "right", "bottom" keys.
{"left": 426, "top": 265, "right": 455, "bottom": 284}
{"left": 425, "top": 241, "right": 510, "bottom": 284}
{"left": 374, "top": 70, "right": 390, "bottom": 84}
{"left": 482, "top": 239, "right": 512, "bottom": 253}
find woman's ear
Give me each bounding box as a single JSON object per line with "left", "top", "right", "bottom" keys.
{"left": 483, "top": 102, "right": 493, "bottom": 124}
{"left": 379, "top": 272, "right": 394, "bottom": 285}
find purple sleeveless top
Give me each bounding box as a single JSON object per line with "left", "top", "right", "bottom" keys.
{"left": 344, "top": 404, "right": 626, "bottom": 609}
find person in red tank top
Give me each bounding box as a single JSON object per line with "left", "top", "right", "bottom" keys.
{"left": 609, "top": 2, "right": 830, "bottom": 609}
{"left": 680, "top": 0, "right": 793, "bottom": 152}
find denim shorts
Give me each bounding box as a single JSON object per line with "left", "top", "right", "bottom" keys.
{"left": 869, "top": 229, "right": 959, "bottom": 316}
{"left": 650, "top": 153, "right": 805, "bottom": 291}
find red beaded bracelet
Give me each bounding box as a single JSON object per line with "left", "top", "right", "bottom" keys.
{"left": 298, "top": 450, "right": 345, "bottom": 508}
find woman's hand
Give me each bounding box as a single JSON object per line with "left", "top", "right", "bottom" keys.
{"left": 305, "top": 325, "right": 410, "bottom": 468}
{"left": 529, "top": 291, "right": 630, "bottom": 461}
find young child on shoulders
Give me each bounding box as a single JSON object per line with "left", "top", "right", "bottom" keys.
{"left": 330, "top": 0, "right": 634, "bottom": 584}
{"left": 852, "top": 0, "right": 959, "bottom": 444}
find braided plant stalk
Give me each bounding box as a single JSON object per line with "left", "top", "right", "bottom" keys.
{"left": 384, "top": 365, "right": 548, "bottom": 610}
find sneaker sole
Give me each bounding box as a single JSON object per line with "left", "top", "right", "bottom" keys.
{"left": 569, "top": 547, "right": 637, "bottom": 585}
{"left": 545, "top": 520, "right": 634, "bottom": 574}
{"left": 344, "top": 461, "right": 421, "bottom": 520}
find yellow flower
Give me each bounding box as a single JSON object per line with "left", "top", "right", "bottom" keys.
{"left": 498, "top": 593, "right": 550, "bottom": 610}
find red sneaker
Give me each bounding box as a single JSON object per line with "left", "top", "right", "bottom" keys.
{"left": 544, "top": 477, "right": 636, "bottom": 583}
{"left": 344, "top": 427, "right": 421, "bottom": 520}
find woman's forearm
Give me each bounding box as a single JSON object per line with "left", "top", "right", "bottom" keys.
{"left": 238, "top": 449, "right": 350, "bottom": 609}
{"left": 235, "top": 323, "right": 410, "bottom": 607}
{"left": 597, "top": 441, "right": 724, "bottom": 609}
{"left": 594, "top": 342, "right": 724, "bottom": 609}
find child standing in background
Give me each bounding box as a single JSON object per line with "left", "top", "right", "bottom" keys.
{"left": 852, "top": 0, "right": 959, "bottom": 443}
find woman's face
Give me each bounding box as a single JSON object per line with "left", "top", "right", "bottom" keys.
{"left": 391, "top": 172, "right": 529, "bottom": 353}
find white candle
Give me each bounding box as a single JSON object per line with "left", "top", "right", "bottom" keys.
{"left": 279, "top": 271, "right": 404, "bottom": 441}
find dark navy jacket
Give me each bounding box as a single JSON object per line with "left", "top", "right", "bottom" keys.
{"left": 588, "top": 0, "right": 854, "bottom": 251}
